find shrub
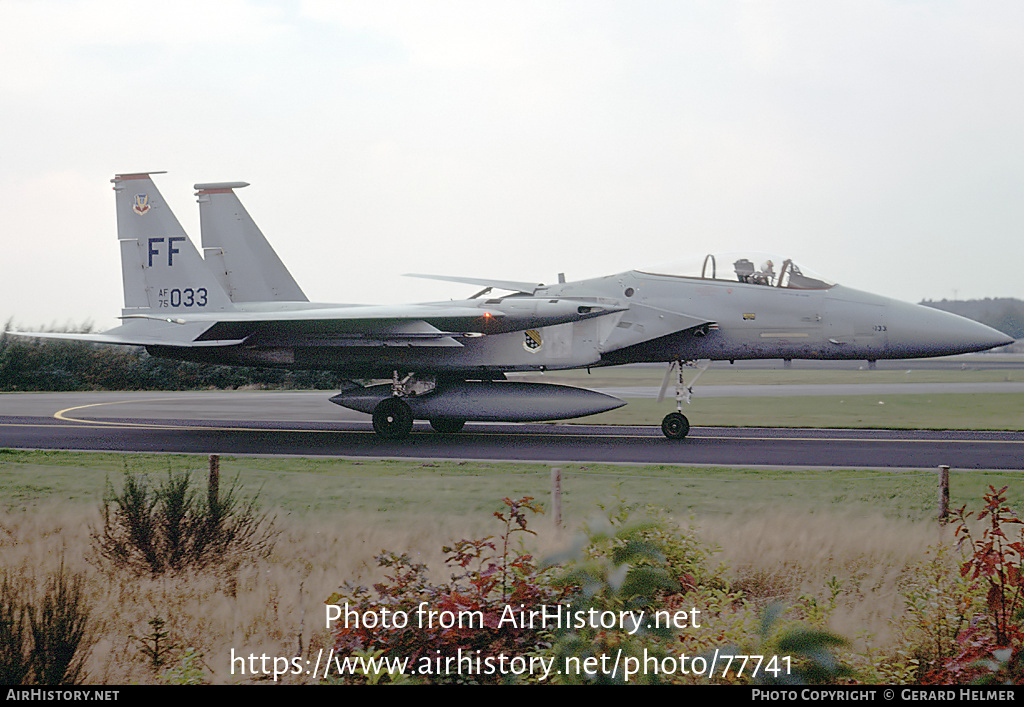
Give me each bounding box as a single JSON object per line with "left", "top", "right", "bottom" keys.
{"left": 328, "top": 497, "right": 854, "bottom": 686}
{"left": 544, "top": 513, "right": 682, "bottom": 684}
{"left": 329, "top": 497, "right": 566, "bottom": 684}
{"left": 93, "top": 466, "right": 278, "bottom": 577}
{"left": 0, "top": 574, "right": 31, "bottom": 685}
{"left": 745, "top": 602, "right": 851, "bottom": 685}
{"left": 543, "top": 501, "right": 743, "bottom": 684}
{"left": 1, "top": 564, "right": 94, "bottom": 685}
{"left": 954, "top": 486, "right": 1024, "bottom": 647}
{"left": 893, "top": 544, "right": 978, "bottom": 681}
{"left": 924, "top": 485, "right": 1024, "bottom": 683}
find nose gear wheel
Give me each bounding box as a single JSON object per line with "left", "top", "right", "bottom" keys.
{"left": 661, "top": 411, "right": 690, "bottom": 440}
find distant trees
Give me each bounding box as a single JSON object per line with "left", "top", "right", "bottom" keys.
{"left": 920, "top": 297, "right": 1024, "bottom": 343}
{"left": 0, "top": 324, "right": 344, "bottom": 392}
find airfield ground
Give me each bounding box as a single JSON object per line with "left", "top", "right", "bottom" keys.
{"left": 516, "top": 356, "right": 1024, "bottom": 429}
{"left": 2, "top": 448, "right": 1020, "bottom": 684}
{"left": 1, "top": 354, "right": 1020, "bottom": 684}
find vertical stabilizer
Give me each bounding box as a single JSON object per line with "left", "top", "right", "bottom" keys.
{"left": 196, "top": 182, "right": 308, "bottom": 302}
{"left": 112, "top": 173, "right": 233, "bottom": 316}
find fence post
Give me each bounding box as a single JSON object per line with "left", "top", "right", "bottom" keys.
{"left": 209, "top": 454, "right": 220, "bottom": 509}
{"left": 551, "top": 467, "right": 562, "bottom": 536}
{"left": 938, "top": 465, "right": 950, "bottom": 523}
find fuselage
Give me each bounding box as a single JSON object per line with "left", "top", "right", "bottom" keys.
{"left": 147, "top": 267, "right": 1013, "bottom": 377}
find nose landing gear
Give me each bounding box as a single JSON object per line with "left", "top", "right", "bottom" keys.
{"left": 661, "top": 411, "right": 690, "bottom": 440}
{"left": 658, "top": 359, "right": 707, "bottom": 440}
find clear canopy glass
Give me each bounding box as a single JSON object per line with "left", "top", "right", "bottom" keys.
{"left": 638, "top": 252, "right": 835, "bottom": 290}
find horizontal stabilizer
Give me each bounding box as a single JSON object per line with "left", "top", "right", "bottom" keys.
{"left": 6, "top": 319, "right": 245, "bottom": 348}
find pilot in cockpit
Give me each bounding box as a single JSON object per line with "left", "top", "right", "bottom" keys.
{"left": 733, "top": 257, "right": 776, "bottom": 286}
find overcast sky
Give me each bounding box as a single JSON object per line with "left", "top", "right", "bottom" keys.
{"left": 2, "top": 0, "right": 1023, "bottom": 330}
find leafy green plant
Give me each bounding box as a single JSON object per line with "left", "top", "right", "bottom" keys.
{"left": 544, "top": 513, "right": 681, "bottom": 684}
{"left": 136, "top": 617, "right": 176, "bottom": 671}
{"left": 327, "top": 497, "right": 859, "bottom": 686}
{"left": 893, "top": 543, "right": 978, "bottom": 681}
{"left": 798, "top": 576, "right": 845, "bottom": 628}
{"left": 736, "top": 602, "right": 851, "bottom": 685}
{"left": 161, "top": 647, "right": 208, "bottom": 685}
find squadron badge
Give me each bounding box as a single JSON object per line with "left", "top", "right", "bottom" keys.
{"left": 523, "top": 329, "right": 542, "bottom": 353}
{"left": 133, "top": 194, "right": 151, "bottom": 215}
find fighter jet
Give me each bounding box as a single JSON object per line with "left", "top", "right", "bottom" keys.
{"left": 10, "top": 172, "right": 1013, "bottom": 440}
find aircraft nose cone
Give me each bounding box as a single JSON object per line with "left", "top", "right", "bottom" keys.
{"left": 886, "top": 300, "right": 1014, "bottom": 357}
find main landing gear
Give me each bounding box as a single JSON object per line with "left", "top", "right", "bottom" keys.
{"left": 370, "top": 372, "right": 468, "bottom": 439}
{"left": 370, "top": 397, "right": 466, "bottom": 438}
{"left": 372, "top": 397, "right": 413, "bottom": 439}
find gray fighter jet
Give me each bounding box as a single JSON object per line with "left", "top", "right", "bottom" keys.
{"left": 11, "top": 172, "right": 1013, "bottom": 439}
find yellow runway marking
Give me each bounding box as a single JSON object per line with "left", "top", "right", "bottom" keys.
{"left": 54, "top": 400, "right": 179, "bottom": 429}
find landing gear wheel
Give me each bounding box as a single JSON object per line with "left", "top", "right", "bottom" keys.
{"left": 372, "top": 398, "right": 413, "bottom": 439}
{"left": 430, "top": 418, "right": 466, "bottom": 434}
{"left": 661, "top": 412, "right": 690, "bottom": 440}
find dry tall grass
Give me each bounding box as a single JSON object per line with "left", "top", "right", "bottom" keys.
{"left": 3, "top": 504, "right": 557, "bottom": 684}
{"left": 1, "top": 502, "right": 946, "bottom": 684}
{"left": 697, "top": 512, "right": 946, "bottom": 650}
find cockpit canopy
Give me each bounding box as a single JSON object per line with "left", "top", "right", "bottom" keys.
{"left": 638, "top": 252, "right": 835, "bottom": 290}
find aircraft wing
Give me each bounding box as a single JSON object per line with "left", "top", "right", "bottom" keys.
{"left": 189, "top": 305, "right": 497, "bottom": 348}
{"left": 404, "top": 273, "right": 544, "bottom": 294}
{"left": 7, "top": 305, "right": 495, "bottom": 349}
{"left": 8, "top": 297, "right": 626, "bottom": 349}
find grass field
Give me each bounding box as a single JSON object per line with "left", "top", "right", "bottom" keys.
{"left": 514, "top": 363, "right": 1024, "bottom": 388}
{"left": 2, "top": 449, "right": 1020, "bottom": 521}
{"left": 2, "top": 449, "right": 1022, "bottom": 684}
{"left": 582, "top": 392, "right": 1024, "bottom": 429}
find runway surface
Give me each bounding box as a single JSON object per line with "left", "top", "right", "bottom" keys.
{"left": 0, "top": 391, "right": 1020, "bottom": 469}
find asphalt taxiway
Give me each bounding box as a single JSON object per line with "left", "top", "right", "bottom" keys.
{"left": 0, "top": 391, "right": 1020, "bottom": 469}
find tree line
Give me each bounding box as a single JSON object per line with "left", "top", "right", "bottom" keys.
{"left": 920, "top": 297, "right": 1024, "bottom": 341}
{"left": 0, "top": 324, "right": 344, "bottom": 392}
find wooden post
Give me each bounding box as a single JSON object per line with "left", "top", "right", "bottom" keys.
{"left": 551, "top": 467, "right": 562, "bottom": 535}
{"left": 209, "top": 454, "right": 220, "bottom": 509}
{"left": 938, "top": 465, "right": 950, "bottom": 523}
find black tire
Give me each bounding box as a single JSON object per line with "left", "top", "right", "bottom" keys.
{"left": 372, "top": 398, "right": 414, "bottom": 439}
{"left": 661, "top": 412, "right": 690, "bottom": 440}
{"left": 430, "top": 418, "right": 466, "bottom": 434}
